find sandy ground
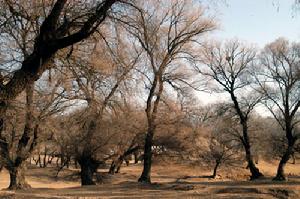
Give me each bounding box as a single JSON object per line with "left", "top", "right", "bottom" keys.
{"left": 0, "top": 161, "right": 300, "bottom": 198}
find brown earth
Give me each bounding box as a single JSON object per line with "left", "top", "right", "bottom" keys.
{"left": 0, "top": 161, "right": 300, "bottom": 198}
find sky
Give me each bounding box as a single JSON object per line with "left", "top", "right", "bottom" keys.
{"left": 209, "top": 0, "right": 300, "bottom": 47}
{"left": 196, "top": 0, "right": 300, "bottom": 115}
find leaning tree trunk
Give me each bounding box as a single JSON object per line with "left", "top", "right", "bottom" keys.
{"left": 109, "top": 161, "right": 117, "bottom": 175}
{"left": 7, "top": 163, "right": 31, "bottom": 190}
{"left": 273, "top": 136, "right": 296, "bottom": 181}
{"left": 245, "top": 152, "right": 262, "bottom": 180}
{"left": 243, "top": 139, "right": 263, "bottom": 180}
{"left": 138, "top": 132, "right": 153, "bottom": 183}
{"left": 108, "top": 157, "right": 123, "bottom": 174}
{"left": 138, "top": 73, "right": 163, "bottom": 184}
{"left": 231, "top": 92, "right": 263, "bottom": 180}
{"left": 109, "top": 146, "right": 139, "bottom": 175}
{"left": 241, "top": 123, "right": 263, "bottom": 180}
{"left": 212, "top": 160, "right": 220, "bottom": 178}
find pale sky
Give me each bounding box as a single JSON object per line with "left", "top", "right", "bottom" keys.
{"left": 209, "top": 0, "right": 300, "bottom": 47}
{"left": 197, "top": 0, "right": 300, "bottom": 114}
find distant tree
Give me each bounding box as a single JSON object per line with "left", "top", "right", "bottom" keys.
{"left": 203, "top": 129, "right": 240, "bottom": 178}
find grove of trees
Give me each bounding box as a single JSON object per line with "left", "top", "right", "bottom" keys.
{"left": 0, "top": 0, "right": 299, "bottom": 190}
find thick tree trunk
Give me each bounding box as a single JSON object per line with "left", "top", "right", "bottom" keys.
{"left": 273, "top": 139, "right": 295, "bottom": 181}
{"left": 7, "top": 164, "right": 31, "bottom": 190}
{"left": 138, "top": 133, "right": 153, "bottom": 184}
{"left": 78, "top": 154, "right": 99, "bottom": 185}
{"left": 80, "top": 162, "right": 96, "bottom": 185}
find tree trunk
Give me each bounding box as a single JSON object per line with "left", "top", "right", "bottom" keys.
{"left": 78, "top": 154, "right": 99, "bottom": 185}
{"left": 273, "top": 140, "right": 295, "bottom": 181}
{"left": 134, "top": 151, "right": 139, "bottom": 164}
{"left": 43, "top": 155, "right": 47, "bottom": 168}
{"left": 109, "top": 161, "right": 117, "bottom": 174}
{"left": 212, "top": 160, "right": 220, "bottom": 178}
{"left": 241, "top": 123, "right": 263, "bottom": 180}
{"left": 138, "top": 132, "right": 153, "bottom": 184}
{"left": 74, "top": 159, "right": 78, "bottom": 169}
{"left": 80, "top": 162, "right": 95, "bottom": 185}
{"left": 109, "top": 146, "right": 139, "bottom": 174}
{"left": 7, "top": 164, "right": 31, "bottom": 190}
{"left": 109, "top": 159, "right": 123, "bottom": 174}
{"left": 244, "top": 141, "right": 263, "bottom": 180}
{"left": 230, "top": 92, "right": 263, "bottom": 180}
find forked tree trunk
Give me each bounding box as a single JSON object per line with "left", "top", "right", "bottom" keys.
{"left": 7, "top": 163, "right": 31, "bottom": 190}
{"left": 273, "top": 138, "right": 296, "bottom": 181}
{"left": 138, "top": 132, "right": 153, "bottom": 184}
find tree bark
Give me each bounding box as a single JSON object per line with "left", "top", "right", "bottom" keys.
{"left": 78, "top": 154, "right": 99, "bottom": 185}
{"left": 242, "top": 128, "right": 263, "bottom": 180}
{"left": 212, "top": 160, "right": 220, "bottom": 178}
{"left": 230, "top": 92, "right": 263, "bottom": 180}
{"left": 273, "top": 137, "right": 296, "bottom": 181}
{"left": 80, "top": 162, "right": 96, "bottom": 186}
{"left": 138, "top": 132, "right": 153, "bottom": 183}
{"left": 7, "top": 163, "right": 31, "bottom": 190}
{"left": 109, "top": 161, "right": 117, "bottom": 174}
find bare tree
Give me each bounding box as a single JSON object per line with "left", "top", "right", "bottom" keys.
{"left": 58, "top": 29, "right": 139, "bottom": 185}
{"left": 203, "top": 129, "right": 240, "bottom": 179}
{"left": 0, "top": 74, "right": 68, "bottom": 189}
{"left": 120, "top": 0, "right": 216, "bottom": 183}
{"left": 254, "top": 38, "right": 300, "bottom": 181}
{"left": 0, "top": 1, "right": 125, "bottom": 189}
{"left": 195, "top": 40, "right": 264, "bottom": 180}
{"left": 0, "top": 0, "right": 122, "bottom": 101}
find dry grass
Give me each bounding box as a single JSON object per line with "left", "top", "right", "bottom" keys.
{"left": 0, "top": 161, "right": 300, "bottom": 198}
